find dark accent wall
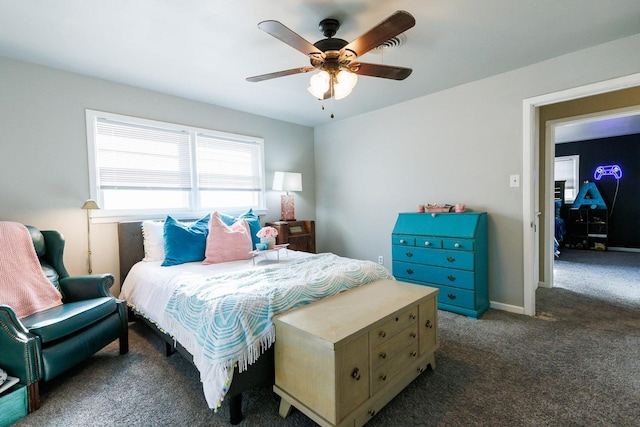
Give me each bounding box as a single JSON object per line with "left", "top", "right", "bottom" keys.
{"left": 555, "top": 133, "right": 640, "bottom": 249}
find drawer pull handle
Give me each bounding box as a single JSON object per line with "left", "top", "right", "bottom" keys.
{"left": 454, "top": 243, "right": 461, "bottom": 248}
{"left": 410, "top": 332, "right": 417, "bottom": 339}
{"left": 379, "top": 374, "right": 387, "bottom": 381}
{"left": 425, "top": 319, "right": 433, "bottom": 329}
{"left": 378, "top": 330, "right": 386, "bottom": 338}
{"left": 406, "top": 251, "right": 413, "bottom": 257}
{"left": 447, "top": 256, "right": 456, "bottom": 262}
{"left": 424, "top": 241, "right": 431, "bottom": 246}
{"left": 379, "top": 351, "right": 387, "bottom": 359}
{"left": 448, "top": 293, "right": 457, "bottom": 300}
{"left": 410, "top": 351, "right": 417, "bottom": 357}
{"left": 418, "top": 367, "right": 425, "bottom": 373}
{"left": 351, "top": 368, "right": 361, "bottom": 381}
{"left": 399, "top": 239, "right": 406, "bottom": 244}
{"left": 395, "top": 316, "right": 399, "bottom": 322}
{"left": 406, "top": 269, "right": 414, "bottom": 275}
{"left": 409, "top": 313, "right": 416, "bottom": 320}
{"left": 368, "top": 409, "right": 376, "bottom": 417}
{"left": 447, "top": 275, "right": 456, "bottom": 281}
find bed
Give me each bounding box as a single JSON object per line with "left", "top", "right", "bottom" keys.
{"left": 554, "top": 180, "right": 567, "bottom": 256}
{"left": 117, "top": 215, "right": 392, "bottom": 424}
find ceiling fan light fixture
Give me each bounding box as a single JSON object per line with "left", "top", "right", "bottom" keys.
{"left": 308, "top": 70, "right": 330, "bottom": 99}
{"left": 333, "top": 70, "right": 357, "bottom": 100}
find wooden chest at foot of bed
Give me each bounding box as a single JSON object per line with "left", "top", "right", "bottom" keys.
{"left": 273, "top": 279, "right": 439, "bottom": 427}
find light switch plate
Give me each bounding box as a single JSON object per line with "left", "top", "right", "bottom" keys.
{"left": 510, "top": 174, "right": 520, "bottom": 187}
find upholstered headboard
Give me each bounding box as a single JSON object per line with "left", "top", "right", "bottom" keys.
{"left": 117, "top": 221, "right": 145, "bottom": 286}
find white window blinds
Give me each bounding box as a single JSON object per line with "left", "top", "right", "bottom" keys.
{"left": 96, "top": 118, "right": 192, "bottom": 191}
{"left": 196, "top": 133, "right": 262, "bottom": 192}
{"left": 87, "top": 110, "right": 265, "bottom": 217}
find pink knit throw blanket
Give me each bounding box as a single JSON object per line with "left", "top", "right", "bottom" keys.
{"left": 0, "top": 221, "right": 62, "bottom": 318}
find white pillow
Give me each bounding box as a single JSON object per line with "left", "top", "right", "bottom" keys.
{"left": 142, "top": 220, "right": 165, "bottom": 262}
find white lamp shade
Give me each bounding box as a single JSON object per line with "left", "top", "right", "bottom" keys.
{"left": 334, "top": 70, "right": 358, "bottom": 100}
{"left": 308, "top": 70, "right": 330, "bottom": 99}
{"left": 273, "top": 171, "right": 302, "bottom": 192}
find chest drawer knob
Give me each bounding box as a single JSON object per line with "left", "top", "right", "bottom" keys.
{"left": 379, "top": 374, "right": 387, "bottom": 381}
{"left": 409, "top": 313, "right": 416, "bottom": 320}
{"left": 424, "top": 241, "right": 431, "bottom": 246}
{"left": 410, "top": 350, "right": 417, "bottom": 357}
{"left": 447, "top": 293, "right": 457, "bottom": 300}
{"left": 378, "top": 330, "right": 386, "bottom": 338}
{"left": 447, "top": 256, "right": 456, "bottom": 262}
{"left": 379, "top": 351, "right": 387, "bottom": 359}
{"left": 410, "top": 332, "right": 417, "bottom": 339}
{"left": 447, "top": 275, "right": 456, "bottom": 281}
{"left": 406, "top": 268, "right": 414, "bottom": 275}
{"left": 418, "top": 367, "right": 425, "bottom": 373}
{"left": 351, "top": 367, "right": 361, "bottom": 381}
{"left": 368, "top": 409, "right": 377, "bottom": 417}
{"left": 425, "top": 319, "right": 433, "bottom": 329}
{"left": 399, "top": 239, "right": 406, "bottom": 244}
{"left": 405, "top": 251, "right": 413, "bottom": 257}
{"left": 454, "top": 243, "right": 461, "bottom": 248}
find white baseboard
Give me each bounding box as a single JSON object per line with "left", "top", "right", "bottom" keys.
{"left": 490, "top": 301, "right": 525, "bottom": 315}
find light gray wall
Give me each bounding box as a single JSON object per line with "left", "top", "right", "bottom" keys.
{"left": 0, "top": 56, "right": 315, "bottom": 294}
{"left": 314, "top": 33, "right": 640, "bottom": 311}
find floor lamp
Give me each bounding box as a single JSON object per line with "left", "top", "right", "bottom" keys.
{"left": 81, "top": 199, "right": 100, "bottom": 274}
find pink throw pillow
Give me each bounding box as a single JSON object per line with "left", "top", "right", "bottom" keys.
{"left": 203, "top": 212, "right": 252, "bottom": 264}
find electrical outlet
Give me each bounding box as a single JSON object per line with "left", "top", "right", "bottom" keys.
{"left": 510, "top": 174, "right": 520, "bottom": 188}
{"left": 378, "top": 256, "right": 384, "bottom": 264}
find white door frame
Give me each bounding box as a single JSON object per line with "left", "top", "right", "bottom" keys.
{"left": 522, "top": 72, "right": 640, "bottom": 316}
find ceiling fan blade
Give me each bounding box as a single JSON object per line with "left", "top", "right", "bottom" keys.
{"left": 246, "top": 66, "right": 316, "bottom": 82}
{"left": 350, "top": 62, "right": 413, "bottom": 80}
{"left": 341, "top": 10, "right": 415, "bottom": 59}
{"left": 258, "top": 20, "right": 324, "bottom": 59}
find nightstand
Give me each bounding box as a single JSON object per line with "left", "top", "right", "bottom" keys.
{"left": 266, "top": 220, "right": 316, "bottom": 253}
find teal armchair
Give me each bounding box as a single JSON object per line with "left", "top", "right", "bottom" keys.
{"left": 0, "top": 226, "right": 128, "bottom": 412}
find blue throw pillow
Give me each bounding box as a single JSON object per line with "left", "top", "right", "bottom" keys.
{"left": 161, "top": 215, "right": 210, "bottom": 266}
{"left": 238, "top": 209, "right": 261, "bottom": 249}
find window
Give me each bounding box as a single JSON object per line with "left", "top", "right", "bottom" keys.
{"left": 554, "top": 155, "right": 579, "bottom": 203}
{"left": 86, "top": 110, "right": 265, "bottom": 219}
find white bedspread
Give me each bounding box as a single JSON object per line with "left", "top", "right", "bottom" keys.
{"left": 119, "top": 250, "right": 392, "bottom": 411}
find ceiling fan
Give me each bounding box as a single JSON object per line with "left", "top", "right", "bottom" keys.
{"left": 246, "top": 10, "right": 416, "bottom": 101}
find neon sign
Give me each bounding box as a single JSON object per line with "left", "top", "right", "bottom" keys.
{"left": 594, "top": 164, "right": 622, "bottom": 180}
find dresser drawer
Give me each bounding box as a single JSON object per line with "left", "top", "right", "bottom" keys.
{"left": 392, "top": 246, "right": 474, "bottom": 270}
{"left": 370, "top": 305, "right": 417, "bottom": 348}
{"left": 416, "top": 237, "right": 442, "bottom": 249}
{"left": 434, "top": 284, "right": 476, "bottom": 309}
{"left": 371, "top": 342, "right": 420, "bottom": 394}
{"left": 392, "top": 235, "right": 416, "bottom": 246}
{"left": 442, "top": 238, "right": 474, "bottom": 251}
{"left": 371, "top": 323, "right": 418, "bottom": 371}
{"left": 393, "top": 261, "right": 475, "bottom": 290}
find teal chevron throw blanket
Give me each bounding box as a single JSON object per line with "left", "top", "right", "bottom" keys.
{"left": 163, "top": 253, "right": 393, "bottom": 410}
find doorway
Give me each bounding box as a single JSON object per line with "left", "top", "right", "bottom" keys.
{"left": 522, "top": 73, "right": 640, "bottom": 316}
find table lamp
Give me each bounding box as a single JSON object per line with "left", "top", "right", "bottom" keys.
{"left": 273, "top": 172, "right": 302, "bottom": 221}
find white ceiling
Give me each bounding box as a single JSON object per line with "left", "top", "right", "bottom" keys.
{"left": 1, "top": 1, "right": 640, "bottom": 128}
{"left": 555, "top": 113, "right": 640, "bottom": 143}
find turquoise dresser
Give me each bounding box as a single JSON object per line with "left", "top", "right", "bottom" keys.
{"left": 392, "top": 212, "right": 489, "bottom": 318}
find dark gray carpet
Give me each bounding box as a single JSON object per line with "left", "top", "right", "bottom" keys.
{"left": 14, "top": 249, "right": 640, "bottom": 426}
